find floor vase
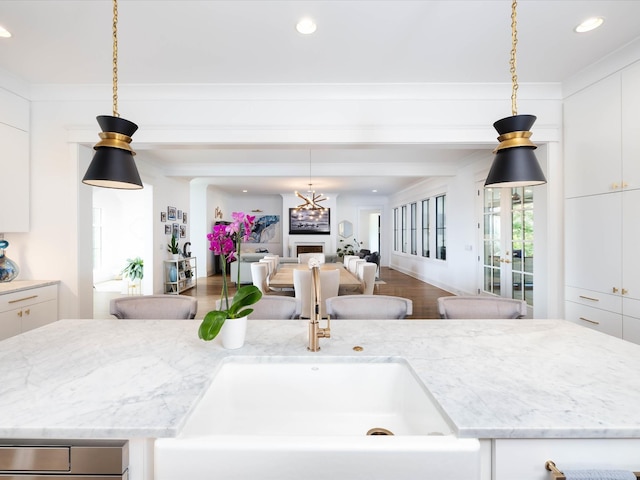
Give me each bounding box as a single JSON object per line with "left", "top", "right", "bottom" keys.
{"left": 220, "top": 316, "right": 248, "bottom": 349}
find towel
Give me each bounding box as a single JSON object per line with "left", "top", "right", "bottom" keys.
{"left": 563, "top": 470, "right": 636, "bottom": 480}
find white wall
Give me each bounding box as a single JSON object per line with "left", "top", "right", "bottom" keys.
{"left": 4, "top": 80, "right": 564, "bottom": 319}
{"left": 389, "top": 160, "right": 485, "bottom": 297}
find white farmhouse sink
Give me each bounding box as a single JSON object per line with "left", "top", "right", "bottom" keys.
{"left": 155, "top": 357, "right": 480, "bottom": 480}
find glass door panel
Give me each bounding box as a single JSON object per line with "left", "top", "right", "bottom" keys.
{"left": 480, "top": 186, "right": 535, "bottom": 310}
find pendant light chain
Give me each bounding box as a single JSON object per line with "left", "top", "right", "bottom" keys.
{"left": 112, "top": 0, "right": 119, "bottom": 117}
{"left": 509, "top": 0, "right": 519, "bottom": 116}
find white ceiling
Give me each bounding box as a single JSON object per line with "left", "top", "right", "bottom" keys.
{"left": 2, "top": 1, "right": 639, "bottom": 195}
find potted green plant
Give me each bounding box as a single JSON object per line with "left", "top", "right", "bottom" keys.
{"left": 122, "top": 257, "right": 144, "bottom": 293}
{"left": 122, "top": 257, "right": 144, "bottom": 281}
{"left": 336, "top": 237, "right": 362, "bottom": 259}
{"left": 167, "top": 235, "right": 180, "bottom": 260}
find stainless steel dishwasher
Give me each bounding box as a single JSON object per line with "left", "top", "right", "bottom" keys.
{"left": 0, "top": 440, "right": 128, "bottom": 479}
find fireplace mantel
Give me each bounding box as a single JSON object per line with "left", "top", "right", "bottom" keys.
{"left": 291, "top": 242, "right": 325, "bottom": 257}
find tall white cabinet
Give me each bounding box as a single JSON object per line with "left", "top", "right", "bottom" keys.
{"left": 564, "top": 62, "right": 640, "bottom": 344}
{"left": 0, "top": 88, "right": 29, "bottom": 233}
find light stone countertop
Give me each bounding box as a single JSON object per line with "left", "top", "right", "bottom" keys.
{"left": 0, "top": 318, "right": 639, "bottom": 440}
{"left": 0, "top": 280, "right": 59, "bottom": 295}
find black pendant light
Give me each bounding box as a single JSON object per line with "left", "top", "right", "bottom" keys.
{"left": 485, "top": 0, "right": 546, "bottom": 188}
{"left": 82, "top": 0, "right": 142, "bottom": 190}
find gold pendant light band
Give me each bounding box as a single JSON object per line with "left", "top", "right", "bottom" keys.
{"left": 95, "top": 132, "right": 136, "bottom": 153}
{"left": 493, "top": 130, "right": 536, "bottom": 153}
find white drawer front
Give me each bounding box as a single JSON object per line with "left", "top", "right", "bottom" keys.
{"left": 565, "top": 286, "right": 622, "bottom": 313}
{"left": 623, "top": 316, "right": 640, "bottom": 345}
{"left": 565, "top": 301, "right": 622, "bottom": 338}
{"left": 0, "top": 285, "right": 58, "bottom": 312}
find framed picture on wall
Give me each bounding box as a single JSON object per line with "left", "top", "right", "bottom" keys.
{"left": 168, "top": 206, "right": 177, "bottom": 221}
{"left": 247, "top": 214, "right": 280, "bottom": 243}
{"left": 289, "top": 208, "right": 330, "bottom": 235}
{"left": 164, "top": 224, "right": 171, "bottom": 235}
{"left": 160, "top": 211, "right": 167, "bottom": 222}
{"left": 182, "top": 212, "right": 188, "bottom": 224}
{"left": 177, "top": 210, "right": 183, "bottom": 220}
{"left": 180, "top": 225, "right": 186, "bottom": 238}
{"left": 172, "top": 223, "right": 179, "bottom": 238}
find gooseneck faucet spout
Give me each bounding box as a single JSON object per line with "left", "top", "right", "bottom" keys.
{"left": 307, "top": 260, "right": 330, "bottom": 351}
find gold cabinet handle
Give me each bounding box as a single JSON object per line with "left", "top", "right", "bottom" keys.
{"left": 579, "top": 317, "right": 600, "bottom": 325}
{"left": 623, "top": 182, "right": 629, "bottom": 188}
{"left": 8, "top": 294, "right": 38, "bottom": 304}
{"left": 503, "top": 258, "right": 511, "bottom": 264}
{"left": 612, "top": 183, "right": 620, "bottom": 190}
{"left": 613, "top": 287, "right": 619, "bottom": 294}
{"left": 24, "top": 309, "right": 30, "bottom": 315}
{"left": 579, "top": 295, "right": 599, "bottom": 302}
{"left": 17, "top": 311, "right": 23, "bottom": 318}
{"left": 622, "top": 289, "right": 628, "bottom": 295}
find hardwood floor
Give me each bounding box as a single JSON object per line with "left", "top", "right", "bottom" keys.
{"left": 182, "top": 266, "right": 453, "bottom": 319}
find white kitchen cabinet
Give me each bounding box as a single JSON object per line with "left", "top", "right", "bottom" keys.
{"left": 621, "top": 62, "right": 640, "bottom": 190}
{"left": 564, "top": 73, "right": 621, "bottom": 198}
{"left": 0, "top": 87, "right": 29, "bottom": 233}
{"left": 564, "top": 300, "right": 622, "bottom": 338}
{"left": 492, "top": 439, "right": 640, "bottom": 480}
{"left": 621, "top": 189, "right": 640, "bottom": 301}
{"left": 0, "top": 284, "right": 58, "bottom": 340}
{"left": 564, "top": 192, "right": 640, "bottom": 341}
{"left": 565, "top": 194, "right": 621, "bottom": 294}
{"left": 564, "top": 61, "right": 640, "bottom": 343}
{"left": 0, "top": 123, "right": 29, "bottom": 232}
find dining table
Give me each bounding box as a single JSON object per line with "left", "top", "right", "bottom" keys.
{"left": 267, "top": 262, "right": 362, "bottom": 290}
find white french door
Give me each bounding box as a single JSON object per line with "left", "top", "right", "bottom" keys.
{"left": 479, "top": 185, "right": 535, "bottom": 309}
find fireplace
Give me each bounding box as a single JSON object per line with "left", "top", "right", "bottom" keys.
{"left": 296, "top": 244, "right": 324, "bottom": 256}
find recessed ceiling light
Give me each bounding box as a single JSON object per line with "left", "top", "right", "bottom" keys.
{"left": 296, "top": 17, "right": 317, "bottom": 35}
{"left": 242, "top": 189, "right": 248, "bottom": 193}
{"left": 0, "top": 26, "right": 12, "bottom": 38}
{"left": 575, "top": 17, "right": 604, "bottom": 33}
{"left": 372, "top": 189, "right": 378, "bottom": 193}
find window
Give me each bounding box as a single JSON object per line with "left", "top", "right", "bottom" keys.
{"left": 421, "top": 199, "right": 430, "bottom": 257}
{"left": 393, "top": 208, "right": 399, "bottom": 251}
{"left": 435, "top": 194, "right": 446, "bottom": 260}
{"left": 401, "top": 205, "right": 407, "bottom": 253}
{"left": 410, "top": 202, "right": 417, "bottom": 255}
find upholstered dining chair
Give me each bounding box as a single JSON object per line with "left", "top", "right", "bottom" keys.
{"left": 247, "top": 296, "right": 297, "bottom": 320}
{"left": 437, "top": 296, "right": 527, "bottom": 319}
{"left": 250, "top": 262, "right": 269, "bottom": 294}
{"left": 259, "top": 258, "right": 275, "bottom": 276}
{"left": 325, "top": 295, "right": 413, "bottom": 319}
{"left": 263, "top": 254, "right": 280, "bottom": 271}
{"left": 357, "top": 262, "right": 378, "bottom": 295}
{"left": 298, "top": 252, "right": 326, "bottom": 264}
{"left": 110, "top": 295, "right": 197, "bottom": 319}
{"left": 293, "top": 268, "right": 339, "bottom": 319}
{"left": 342, "top": 255, "right": 359, "bottom": 270}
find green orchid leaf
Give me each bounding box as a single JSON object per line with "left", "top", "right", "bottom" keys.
{"left": 227, "top": 285, "right": 262, "bottom": 317}
{"left": 198, "top": 310, "right": 228, "bottom": 341}
{"left": 234, "top": 307, "right": 254, "bottom": 318}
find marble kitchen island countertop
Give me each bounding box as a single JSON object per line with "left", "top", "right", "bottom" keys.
{"left": 1, "top": 318, "right": 640, "bottom": 440}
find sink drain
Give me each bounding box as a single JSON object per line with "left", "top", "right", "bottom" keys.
{"left": 366, "top": 427, "right": 394, "bottom": 436}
